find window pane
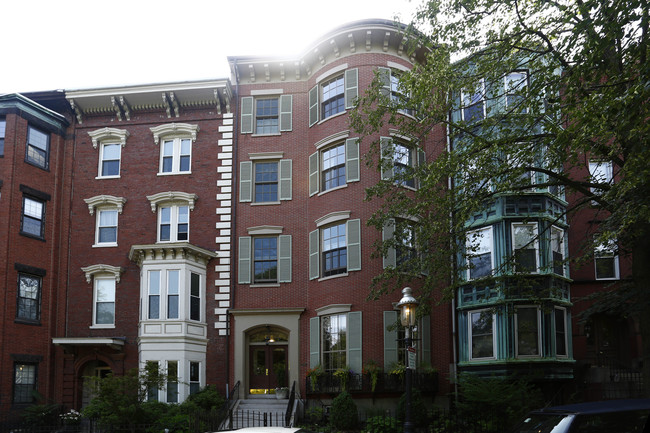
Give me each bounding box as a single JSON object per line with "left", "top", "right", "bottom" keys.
{"left": 96, "top": 302, "right": 115, "bottom": 324}
{"left": 190, "top": 273, "right": 200, "bottom": 321}
{"left": 96, "top": 279, "right": 115, "bottom": 325}
{"left": 254, "top": 237, "right": 278, "bottom": 282}
{"left": 27, "top": 127, "right": 48, "bottom": 168}
{"left": 321, "top": 76, "right": 345, "bottom": 119}
{"left": 471, "top": 311, "right": 493, "bottom": 359}
{"left": 255, "top": 162, "right": 278, "bottom": 202}
{"left": 149, "top": 271, "right": 160, "bottom": 319}
{"left": 14, "top": 364, "right": 36, "bottom": 403}
{"left": 256, "top": 99, "right": 279, "bottom": 134}
{"left": 322, "top": 144, "right": 346, "bottom": 191}
{"left": 322, "top": 314, "right": 347, "bottom": 371}
{"left": 555, "top": 309, "right": 567, "bottom": 356}
{"left": 167, "top": 361, "right": 178, "bottom": 403}
{"left": 517, "top": 308, "right": 539, "bottom": 356}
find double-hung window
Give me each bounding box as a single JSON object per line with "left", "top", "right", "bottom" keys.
{"left": 147, "top": 191, "right": 196, "bottom": 243}
{"left": 595, "top": 239, "right": 619, "bottom": 280}
{"left": 238, "top": 227, "right": 291, "bottom": 285}
{"left": 469, "top": 310, "right": 495, "bottom": 360}
{"left": 100, "top": 143, "right": 121, "bottom": 177}
{"left": 322, "top": 313, "right": 347, "bottom": 372}
{"left": 96, "top": 209, "right": 118, "bottom": 245}
{"left": 512, "top": 222, "right": 539, "bottom": 273}
{"left": 166, "top": 361, "right": 178, "bottom": 403}
{"left": 189, "top": 362, "right": 201, "bottom": 395}
{"left": 150, "top": 123, "right": 199, "bottom": 175}
{"left": 159, "top": 206, "right": 189, "bottom": 242}
{"left": 588, "top": 160, "right": 613, "bottom": 204}
{"left": 515, "top": 306, "right": 541, "bottom": 357}
{"left": 0, "top": 119, "right": 5, "bottom": 156}
{"left": 550, "top": 226, "right": 565, "bottom": 276}
{"left": 380, "top": 138, "right": 424, "bottom": 189}
{"left": 14, "top": 363, "right": 37, "bottom": 403}
{"left": 504, "top": 70, "right": 528, "bottom": 112}
{"left": 89, "top": 127, "right": 129, "bottom": 178}
{"left": 26, "top": 126, "right": 49, "bottom": 169}
{"left": 461, "top": 80, "right": 485, "bottom": 122}
{"left": 310, "top": 214, "right": 361, "bottom": 280}
{"left": 383, "top": 218, "right": 418, "bottom": 271}
{"left": 554, "top": 307, "right": 568, "bottom": 357}
{"left": 239, "top": 156, "right": 292, "bottom": 203}
{"left": 148, "top": 270, "right": 179, "bottom": 319}
{"left": 309, "top": 138, "right": 359, "bottom": 196}
{"left": 94, "top": 277, "right": 116, "bottom": 326}
{"left": 466, "top": 227, "right": 493, "bottom": 280}
{"left": 21, "top": 196, "right": 45, "bottom": 239}
{"left": 240, "top": 95, "right": 293, "bottom": 135}
{"left": 378, "top": 67, "right": 414, "bottom": 116}
{"left": 309, "top": 68, "right": 358, "bottom": 126}
{"left": 17, "top": 273, "right": 41, "bottom": 323}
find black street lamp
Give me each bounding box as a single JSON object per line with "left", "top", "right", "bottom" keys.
{"left": 397, "top": 287, "right": 418, "bottom": 433}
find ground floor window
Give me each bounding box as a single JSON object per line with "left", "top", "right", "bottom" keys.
{"left": 14, "top": 363, "right": 37, "bottom": 403}
{"left": 322, "top": 313, "right": 347, "bottom": 372}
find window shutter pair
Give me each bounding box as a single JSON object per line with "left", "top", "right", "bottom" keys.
{"left": 240, "top": 95, "right": 293, "bottom": 134}
{"left": 237, "top": 235, "right": 292, "bottom": 284}
{"left": 308, "top": 69, "right": 359, "bottom": 127}
{"left": 383, "top": 311, "right": 431, "bottom": 369}
{"left": 382, "top": 219, "right": 429, "bottom": 274}
{"left": 380, "top": 137, "right": 426, "bottom": 188}
{"left": 309, "top": 311, "right": 362, "bottom": 372}
{"left": 308, "top": 138, "right": 360, "bottom": 196}
{"left": 309, "top": 219, "right": 361, "bottom": 280}
{"left": 239, "top": 160, "right": 292, "bottom": 202}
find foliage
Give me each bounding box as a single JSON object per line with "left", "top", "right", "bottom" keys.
{"left": 333, "top": 365, "right": 351, "bottom": 391}
{"left": 350, "top": 0, "right": 650, "bottom": 392}
{"left": 454, "top": 373, "right": 543, "bottom": 430}
{"left": 397, "top": 388, "right": 429, "bottom": 427}
{"left": 329, "top": 391, "right": 358, "bottom": 431}
{"left": 21, "top": 402, "right": 64, "bottom": 426}
{"left": 306, "top": 364, "right": 323, "bottom": 391}
{"left": 303, "top": 405, "right": 327, "bottom": 427}
{"left": 365, "top": 415, "right": 401, "bottom": 433}
{"left": 363, "top": 360, "right": 382, "bottom": 392}
{"left": 387, "top": 361, "right": 406, "bottom": 380}
{"left": 60, "top": 409, "right": 82, "bottom": 425}
{"left": 180, "top": 384, "right": 226, "bottom": 413}
{"left": 274, "top": 361, "right": 288, "bottom": 388}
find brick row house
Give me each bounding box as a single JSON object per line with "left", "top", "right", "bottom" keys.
{"left": 0, "top": 19, "right": 641, "bottom": 423}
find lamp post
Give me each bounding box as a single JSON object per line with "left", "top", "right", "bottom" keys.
{"left": 397, "top": 287, "right": 418, "bottom": 433}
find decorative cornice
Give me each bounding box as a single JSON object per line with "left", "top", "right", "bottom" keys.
{"left": 81, "top": 264, "right": 124, "bottom": 283}
{"left": 146, "top": 191, "right": 198, "bottom": 212}
{"left": 128, "top": 243, "right": 218, "bottom": 267}
{"left": 315, "top": 210, "right": 351, "bottom": 227}
{"left": 88, "top": 127, "right": 130, "bottom": 148}
{"left": 83, "top": 195, "right": 127, "bottom": 215}
{"left": 247, "top": 225, "right": 284, "bottom": 235}
{"left": 149, "top": 123, "right": 199, "bottom": 145}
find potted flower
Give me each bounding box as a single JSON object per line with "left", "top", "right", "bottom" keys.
{"left": 333, "top": 366, "right": 351, "bottom": 391}
{"left": 274, "top": 361, "right": 289, "bottom": 399}
{"left": 306, "top": 364, "right": 323, "bottom": 391}
{"left": 362, "top": 360, "right": 382, "bottom": 392}
{"left": 60, "top": 409, "right": 81, "bottom": 426}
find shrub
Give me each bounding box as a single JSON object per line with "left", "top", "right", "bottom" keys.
{"left": 365, "top": 415, "right": 400, "bottom": 433}
{"left": 330, "top": 391, "right": 358, "bottom": 431}
{"left": 396, "top": 388, "right": 428, "bottom": 427}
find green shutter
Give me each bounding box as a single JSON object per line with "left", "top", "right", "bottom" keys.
{"left": 348, "top": 311, "right": 362, "bottom": 374}
{"left": 345, "top": 138, "right": 360, "bottom": 182}
{"left": 309, "top": 85, "right": 319, "bottom": 127}
{"left": 309, "top": 229, "right": 320, "bottom": 280}
{"left": 347, "top": 219, "right": 361, "bottom": 271}
{"left": 420, "top": 315, "right": 431, "bottom": 365}
{"left": 240, "top": 161, "right": 253, "bottom": 202}
{"left": 384, "top": 311, "right": 398, "bottom": 370}
{"left": 380, "top": 137, "right": 393, "bottom": 180}
{"left": 310, "top": 316, "right": 320, "bottom": 368}
{"left": 280, "top": 94, "right": 293, "bottom": 131}
{"left": 241, "top": 96, "right": 254, "bottom": 134}
{"left": 279, "top": 159, "right": 292, "bottom": 200}
{"left": 378, "top": 67, "right": 391, "bottom": 99}
{"left": 278, "top": 235, "right": 292, "bottom": 283}
{"left": 345, "top": 68, "right": 359, "bottom": 109}
{"left": 383, "top": 219, "right": 396, "bottom": 269}
{"left": 238, "top": 237, "right": 251, "bottom": 284}
{"left": 309, "top": 151, "right": 319, "bottom": 196}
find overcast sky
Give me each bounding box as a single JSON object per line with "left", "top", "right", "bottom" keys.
{"left": 1, "top": 0, "right": 420, "bottom": 94}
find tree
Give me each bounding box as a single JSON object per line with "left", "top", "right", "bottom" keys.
{"left": 350, "top": 0, "right": 650, "bottom": 392}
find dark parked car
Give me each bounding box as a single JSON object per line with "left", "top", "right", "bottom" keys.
{"left": 511, "top": 399, "right": 650, "bottom": 433}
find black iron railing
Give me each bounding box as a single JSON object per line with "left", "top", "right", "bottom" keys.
{"left": 305, "top": 371, "right": 438, "bottom": 395}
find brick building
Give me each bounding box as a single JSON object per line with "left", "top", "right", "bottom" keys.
{"left": 0, "top": 18, "right": 641, "bottom": 424}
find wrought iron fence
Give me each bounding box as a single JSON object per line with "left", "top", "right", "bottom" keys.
{"left": 305, "top": 371, "right": 438, "bottom": 395}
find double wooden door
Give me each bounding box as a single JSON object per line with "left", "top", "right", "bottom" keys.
{"left": 249, "top": 344, "right": 287, "bottom": 394}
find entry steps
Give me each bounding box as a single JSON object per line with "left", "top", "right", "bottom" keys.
{"left": 229, "top": 395, "right": 293, "bottom": 429}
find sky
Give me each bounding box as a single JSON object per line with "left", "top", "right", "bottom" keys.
{"left": 1, "top": 0, "right": 421, "bottom": 94}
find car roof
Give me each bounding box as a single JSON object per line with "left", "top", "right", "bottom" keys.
{"left": 533, "top": 399, "right": 650, "bottom": 415}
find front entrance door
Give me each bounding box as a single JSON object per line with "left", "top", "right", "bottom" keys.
{"left": 249, "top": 345, "right": 287, "bottom": 394}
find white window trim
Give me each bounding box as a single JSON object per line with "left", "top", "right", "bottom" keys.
{"left": 157, "top": 205, "right": 190, "bottom": 243}
{"left": 89, "top": 127, "right": 129, "bottom": 179}
{"left": 150, "top": 123, "right": 199, "bottom": 176}
{"left": 468, "top": 309, "right": 496, "bottom": 361}
{"left": 514, "top": 306, "right": 542, "bottom": 358}
{"left": 511, "top": 222, "right": 540, "bottom": 273}
{"left": 80, "top": 265, "right": 123, "bottom": 329}
{"left": 93, "top": 208, "right": 119, "bottom": 247}
{"left": 461, "top": 79, "right": 486, "bottom": 121}
{"left": 504, "top": 70, "right": 529, "bottom": 110}
{"left": 594, "top": 239, "right": 620, "bottom": 280}
{"left": 146, "top": 192, "right": 196, "bottom": 243}
{"left": 91, "top": 276, "right": 116, "bottom": 329}
{"left": 550, "top": 225, "right": 566, "bottom": 276}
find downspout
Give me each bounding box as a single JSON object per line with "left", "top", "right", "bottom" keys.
{"left": 446, "top": 116, "right": 459, "bottom": 405}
